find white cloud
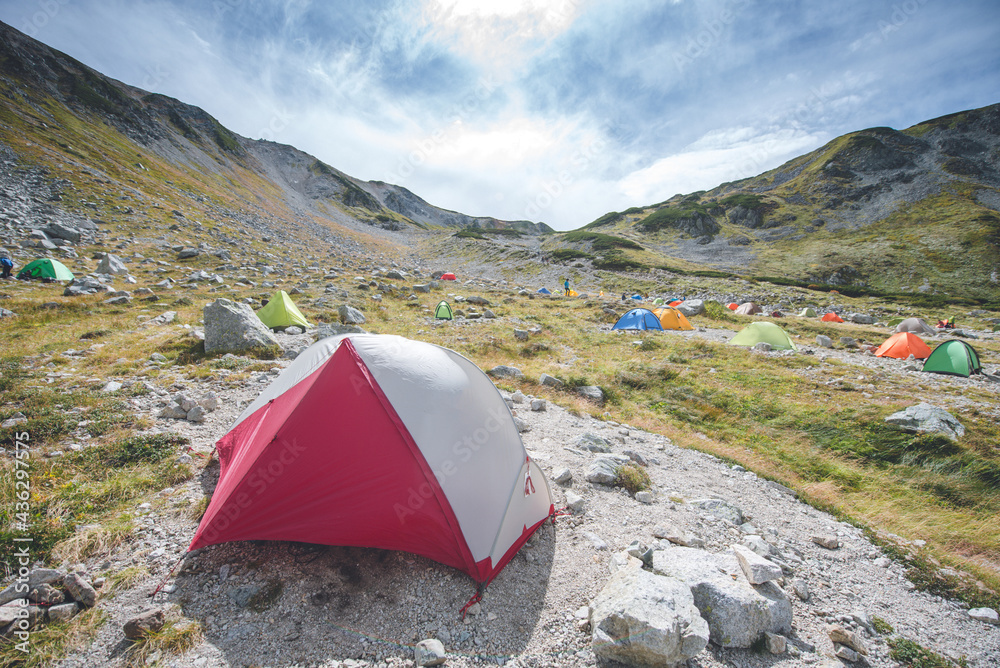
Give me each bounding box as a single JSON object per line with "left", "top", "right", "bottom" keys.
{"left": 618, "top": 128, "right": 828, "bottom": 204}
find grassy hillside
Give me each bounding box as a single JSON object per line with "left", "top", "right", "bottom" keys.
{"left": 577, "top": 105, "right": 1000, "bottom": 302}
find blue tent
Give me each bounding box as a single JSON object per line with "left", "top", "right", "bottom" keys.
{"left": 537, "top": 287, "right": 551, "bottom": 295}
{"left": 631, "top": 294, "right": 643, "bottom": 300}
{"left": 613, "top": 308, "right": 663, "bottom": 331}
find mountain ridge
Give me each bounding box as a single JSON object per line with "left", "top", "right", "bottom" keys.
{"left": 568, "top": 105, "right": 1000, "bottom": 300}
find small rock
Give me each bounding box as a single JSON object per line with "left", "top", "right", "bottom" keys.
{"left": 488, "top": 365, "right": 524, "bottom": 379}
{"left": 968, "top": 607, "right": 999, "bottom": 625}
{"left": 186, "top": 406, "right": 207, "bottom": 423}
{"left": 124, "top": 607, "right": 167, "bottom": 639}
{"left": 338, "top": 304, "right": 366, "bottom": 325}
{"left": 414, "top": 638, "right": 446, "bottom": 666}
{"left": 834, "top": 643, "right": 860, "bottom": 662}
{"left": 731, "top": 544, "right": 782, "bottom": 584}
{"left": 816, "top": 335, "right": 833, "bottom": 348}
{"left": 764, "top": 631, "right": 786, "bottom": 654}
{"left": 514, "top": 329, "right": 529, "bottom": 341}
{"left": 791, "top": 578, "right": 810, "bottom": 601}
{"left": 812, "top": 535, "right": 839, "bottom": 550}
{"left": 539, "top": 373, "right": 564, "bottom": 387}
{"left": 827, "top": 624, "right": 868, "bottom": 655}
{"left": 635, "top": 490, "right": 654, "bottom": 505}
{"left": 576, "top": 433, "right": 611, "bottom": 453}
{"left": 565, "top": 491, "right": 586, "bottom": 513}
{"left": 576, "top": 385, "right": 605, "bottom": 404}
{"left": 552, "top": 467, "right": 572, "bottom": 484}
{"left": 63, "top": 573, "right": 97, "bottom": 607}
{"left": 102, "top": 381, "right": 122, "bottom": 393}
{"left": 530, "top": 398, "right": 546, "bottom": 411}
{"left": 47, "top": 602, "right": 79, "bottom": 624}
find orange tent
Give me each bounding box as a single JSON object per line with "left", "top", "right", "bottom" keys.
{"left": 652, "top": 307, "right": 694, "bottom": 331}
{"left": 726, "top": 303, "right": 738, "bottom": 311}
{"left": 668, "top": 300, "right": 683, "bottom": 307}
{"left": 440, "top": 272, "right": 457, "bottom": 280}
{"left": 874, "top": 332, "right": 931, "bottom": 359}
{"left": 820, "top": 312, "right": 844, "bottom": 323}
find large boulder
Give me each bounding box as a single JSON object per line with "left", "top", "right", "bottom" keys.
{"left": 203, "top": 299, "right": 280, "bottom": 355}
{"left": 590, "top": 567, "right": 709, "bottom": 667}
{"left": 576, "top": 385, "right": 605, "bottom": 404}
{"left": 676, "top": 299, "right": 704, "bottom": 317}
{"left": 64, "top": 277, "right": 112, "bottom": 296}
{"left": 338, "top": 304, "right": 366, "bottom": 325}
{"left": 45, "top": 222, "right": 82, "bottom": 243}
{"left": 884, "top": 403, "right": 964, "bottom": 439}
{"left": 96, "top": 253, "right": 128, "bottom": 275}
{"left": 585, "top": 454, "right": 629, "bottom": 485}
{"left": 652, "top": 547, "right": 792, "bottom": 648}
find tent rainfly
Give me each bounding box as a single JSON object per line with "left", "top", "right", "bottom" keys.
{"left": 440, "top": 272, "right": 457, "bottom": 281}
{"left": 923, "top": 340, "right": 982, "bottom": 377}
{"left": 895, "top": 317, "right": 936, "bottom": 335}
{"left": 798, "top": 307, "right": 817, "bottom": 317}
{"left": 874, "top": 332, "right": 931, "bottom": 359}
{"left": 188, "top": 334, "right": 553, "bottom": 586}
{"left": 17, "top": 258, "right": 75, "bottom": 281}
{"left": 434, "top": 301, "right": 453, "bottom": 320}
{"left": 256, "top": 291, "right": 310, "bottom": 330}
{"left": 729, "top": 322, "right": 797, "bottom": 350}
{"left": 734, "top": 302, "right": 763, "bottom": 316}
{"left": 612, "top": 308, "right": 663, "bottom": 331}
{"left": 820, "top": 312, "right": 844, "bottom": 323}
{"left": 537, "top": 288, "right": 551, "bottom": 295}
{"left": 652, "top": 307, "right": 694, "bottom": 331}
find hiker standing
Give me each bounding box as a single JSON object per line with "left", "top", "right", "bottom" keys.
{"left": 564, "top": 278, "right": 570, "bottom": 295}
{"left": 0, "top": 249, "right": 13, "bottom": 279}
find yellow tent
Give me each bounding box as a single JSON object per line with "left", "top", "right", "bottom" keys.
{"left": 652, "top": 307, "right": 693, "bottom": 331}
{"left": 256, "top": 290, "right": 310, "bottom": 329}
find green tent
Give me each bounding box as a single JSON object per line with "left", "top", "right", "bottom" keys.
{"left": 256, "top": 290, "right": 310, "bottom": 329}
{"left": 797, "top": 307, "right": 817, "bottom": 317}
{"left": 922, "top": 340, "right": 982, "bottom": 377}
{"left": 886, "top": 317, "right": 905, "bottom": 327}
{"left": 17, "top": 258, "right": 75, "bottom": 281}
{"left": 434, "top": 301, "right": 453, "bottom": 320}
{"left": 728, "top": 321, "right": 797, "bottom": 350}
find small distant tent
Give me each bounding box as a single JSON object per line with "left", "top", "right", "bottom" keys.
{"left": 537, "top": 288, "right": 551, "bottom": 295}
{"left": 895, "top": 317, "right": 936, "bottom": 335}
{"left": 631, "top": 294, "right": 643, "bottom": 301}
{"left": 652, "top": 298, "right": 664, "bottom": 306}
{"left": 17, "top": 258, "right": 74, "bottom": 281}
{"left": 886, "top": 317, "right": 905, "bottom": 327}
{"left": 256, "top": 291, "right": 310, "bottom": 330}
{"left": 770, "top": 311, "right": 784, "bottom": 318}
{"left": 820, "top": 312, "right": 844, "bottom": 323}
{"left": 726, "top": 303, "right": 739, "bottom": 311}
{"left": 798, "top": 307, "right": 817, "bottom": 317}
{"left": 734, "top": 302, "right": 762, "bottom": 316}
{"left": 567, "top": 290, "right": 579, "bottom": 297}
{"left": 434, "top": 301, "right": 453, "bottom": 320}
{"left": 441, "top": 272, "right": 457, "bottom": 281}
{"left": 729, "top": 322, "right": 797, "bottom": 350}
{"left": 652, "top": 307, "right": 694, "bottom": 331}
{"left": 613, "top": 308, "right": 663, "bottom": 331}
{"left": 923, "top": 340, "right": 982, "bottom": 377}
{"left": 874, "top": 332, "right": 931, "bottom": 359}
{"left": 669, "top": 300, "right": 683, "bottom": 307}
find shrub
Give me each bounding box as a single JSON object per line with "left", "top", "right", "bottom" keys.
{"left": 614, "top": 462, "right": 652, "bottom": 495}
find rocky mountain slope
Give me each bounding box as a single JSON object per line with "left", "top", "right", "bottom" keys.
{"left": 572, "top": 104, "right": 1000, "bottom": 300}
{"left": 0, "top": 21, "right": 547, "bottom": 240}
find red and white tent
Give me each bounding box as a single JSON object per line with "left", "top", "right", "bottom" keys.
{"left": 190, "top": 334, "right": 553, "bottom": 585}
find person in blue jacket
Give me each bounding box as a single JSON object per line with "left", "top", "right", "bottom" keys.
{"left": 0, "top": 249, "right": 13, "bottom": 279}
{"left": 563, "top": 278, "right": 570, "bottom": 295}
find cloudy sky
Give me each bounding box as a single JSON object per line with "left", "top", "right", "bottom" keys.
{"left": 2, "top": 1, "right": 998, "bottom": 229}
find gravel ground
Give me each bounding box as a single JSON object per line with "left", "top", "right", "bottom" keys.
{"left": 51, "top": 323, "right": 1000, "bottom": 668}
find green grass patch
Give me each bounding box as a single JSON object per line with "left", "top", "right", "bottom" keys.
{"left": 614, "top": 462, "right": 652, "bottom": 495}
{"left": 562, "top": 230, "right": 643, "bottom": 251}
{"left": 888, "top": 636, "right": 968, "bottom": 668}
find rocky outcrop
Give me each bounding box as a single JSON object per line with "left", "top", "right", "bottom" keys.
{"left": 203, "top": 299, "right": 280, "bottom": 355}
{"left": 652, "top": 547, "right": 792, "bottom": 648}
{"left": 590, "top": 567, "right": 709, "bottom": 666}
